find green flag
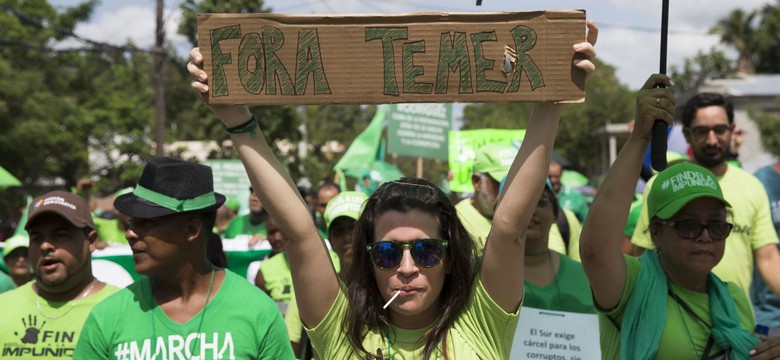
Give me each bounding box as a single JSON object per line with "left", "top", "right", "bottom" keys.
{"left": 334, "top": 107, "right": 387, "bottom": 171}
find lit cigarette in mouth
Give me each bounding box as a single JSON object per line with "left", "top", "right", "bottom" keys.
{"left": 383, "top": 290, "right": 401, "bottom": 309}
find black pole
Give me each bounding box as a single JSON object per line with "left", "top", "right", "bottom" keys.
{"left": 650, "top": 0, "right": 669, "bottom": 171}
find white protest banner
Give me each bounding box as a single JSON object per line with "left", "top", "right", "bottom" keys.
{"left": 510, "top": 307, "right": 600, "bottom": 360}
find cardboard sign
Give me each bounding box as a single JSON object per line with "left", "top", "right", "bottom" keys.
{"left": 510, "top": 307, "right": 601, "bottom": 360}
{"left": 197, "top": 11, "right": 586, "bottom": 105}
{"left": 387, "top": 103, "right": 452, "bottom": 160}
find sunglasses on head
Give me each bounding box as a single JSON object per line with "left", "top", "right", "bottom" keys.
{"left": 366, "top": 239, "right": 449, "bottom": 270}
{"left": 657, "top": 219, "right": 733, "bottom": 241}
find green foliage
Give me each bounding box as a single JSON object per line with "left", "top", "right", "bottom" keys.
{"left": 670, "top": 48, "right": 734, "bottom": 94}
{"left": 752, "top": 3, "right": 780, "bottom": 73}
{"left": 750, "top": 106, "right": 780, "bottom": 158}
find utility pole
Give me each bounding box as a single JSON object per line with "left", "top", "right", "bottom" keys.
{"left": 154, "top": 0, "right": 166, "bottom": 156}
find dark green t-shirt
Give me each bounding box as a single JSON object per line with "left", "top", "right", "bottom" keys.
{"left": 524, "top": 254, "right": 595, "bottom": 314}
{"left": 74, "top": 270, "right": 294, "bottom": 360}
{"left": 222, "top": 215, "right": 266, "bottom": 239}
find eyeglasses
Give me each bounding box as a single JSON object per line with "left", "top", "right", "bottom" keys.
{"left": 366, "top": 239, "right": 449, "bottom": 270}
{"left": 657, "top": 219, "right": 733, "bottom": 241}
{"left": 687, "top": 125, "right": 732, "bottom": 138}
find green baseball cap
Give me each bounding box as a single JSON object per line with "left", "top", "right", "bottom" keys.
{"left": 647, "top": 162, "right": 730, "bottom": 220}
{"left": 324, "top": 191, "right": 367, "bottom": 230}
{"left": 473, "top": 143, "right": 518, "bottom": 182}
{"left": 3, "top": 234, "right": 29, "bottom": 258}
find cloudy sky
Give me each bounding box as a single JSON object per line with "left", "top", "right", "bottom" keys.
{"left": 50, "top": 0, "right": 771, "bottom": 90}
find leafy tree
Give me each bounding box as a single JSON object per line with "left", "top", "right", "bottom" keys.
{"left": 710, "top": 9, "right": 757, "bottom": 74}
{"left": 0, "top": 0, "right": 155, "bottom": 192}
{"left": 752, "top": 2, "right": 780, "bottom": 73}
{"left": 750, "top": 105, "right": 780, "bottom": 158}
{"left": 670, "top": 48, "right": 735, "bottom": 95}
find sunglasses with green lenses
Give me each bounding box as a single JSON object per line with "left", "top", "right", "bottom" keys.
{"left": 366, "top": 239, "right": 449, "bottom": 270}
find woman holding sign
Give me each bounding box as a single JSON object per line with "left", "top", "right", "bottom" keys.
{"left": 580, "top": 74, "right": 767, "bottom": 359}
{"left": 188, "top": 22, "right": 597, "bottom": 359}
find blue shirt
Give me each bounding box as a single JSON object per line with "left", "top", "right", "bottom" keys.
{"left": 751, "top": 165, "right": 780, "bottom": 327}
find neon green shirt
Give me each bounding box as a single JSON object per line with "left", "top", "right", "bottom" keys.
{"left": 73, "top": 270, "right": 294, "bottom": 360}
{"left": 0, "top": 282, "right": 118, "bottom": 359}
{"left": 306, "top": 279, "right": 520, "bottom": 359}
{"left": 631, "top": 164, "right": 780, "bottom": 296}
{"left": 260, "top": 251, "right": 340, "bottom": 304}
{"left": 455, "top": 199, "right": 491, "bottom": 252}
{"left": 598, "top": 255, "right": 754, "bottom": 360}
{"left": 547, "top": 208, "right": 582, "bottom": 261}
{"left": 92, "top": 217, "right": 127, "bottom": 245}
{"left": 458, "top": 199, "right": 579, "bottom": 260}
{"left": 222, "top": 215, "right": 267, "bottom": 239}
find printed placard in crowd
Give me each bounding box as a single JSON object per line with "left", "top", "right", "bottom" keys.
{"left": 196, "top": 11, "right": 586, "bottom": 105}
{"left": 510, "top": 307, "right": 601, "bottom": 360}
{"left": 448, "top": 129, "right": 525, "bottom": 193}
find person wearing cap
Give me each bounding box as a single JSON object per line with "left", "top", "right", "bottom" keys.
{"left": 455, "top": 142, "right": 519, "bottom": 251}
{"left": 0, "top": 190, "right": 118, "bottom": 358}
{"left": 631, "top": 92, "right": 780, "bottom": 300}
{"left": 284, "top": 191, "right": 367, "bottom": 356}
{"left": 3, "top": 233, "right": 33, "bottom": 287}
{"left": 458, "top": 143, "right": 580, "bottom": 257}
{"left": 73, "top": 157, "right": 294, "bottom": 359}
{"left": 581, "top": 75, "right": 770, "bottom": 359}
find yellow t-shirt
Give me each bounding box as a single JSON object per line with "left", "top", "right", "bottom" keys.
{"left": 0, "top": 282, "right": 118, "bottom": 359}
{"left": 306, "top": 279, "right": 520, "bottom": 359}
{"left": 457, "top": 199, "right": 579, "bottom": 259}
{"left": 631, "top": 164, "right": 780, "bottom": 296}
{"left": 548, "top": 208, "right": 582, "bottom": 261}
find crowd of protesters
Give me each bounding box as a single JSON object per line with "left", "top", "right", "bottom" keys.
{"left": 2, "top": 19, "right": 780, "bottom": 360}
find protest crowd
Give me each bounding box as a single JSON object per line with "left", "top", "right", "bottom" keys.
{"left": 2, "top": 11, "right": 780, "bottom": 360}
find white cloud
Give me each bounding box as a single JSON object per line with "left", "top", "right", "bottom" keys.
{"left": 51, "top": 0, "right": 774, "bottom": 89}
{"left": 55, "top": 5, "right": 189, "bottom": 54}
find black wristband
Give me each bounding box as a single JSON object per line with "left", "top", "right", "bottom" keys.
{"left": 225, "top": 116, "right": 257, "bottom": 136}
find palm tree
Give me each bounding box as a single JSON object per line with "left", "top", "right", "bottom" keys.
{"left": 710, "top": 9, "right": 757, "bottom": 75}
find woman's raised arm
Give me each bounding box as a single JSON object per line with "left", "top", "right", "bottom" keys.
{"left": 580, "top": 74, "right": 674, "bottom": 310}
{"left": 188, "top": 48, "right": 339, "bottom": 327}
{"left": 482, "top": 21, "right": 598, "bottom": 313}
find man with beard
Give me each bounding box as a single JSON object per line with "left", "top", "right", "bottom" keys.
{"left": 0, "top": 191, "right": 117, "bottom": 358}
{"left": 455, "top": 143, "right": 518, "bottom": 252}
{"left": 631, "top": 93, "right": 780, "bottom": 298}
{"left": 222, "top": 187, "right": 269, "bottom": 248}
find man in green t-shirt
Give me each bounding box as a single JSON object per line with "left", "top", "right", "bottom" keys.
{"left": 0, "top": 190, "right": 117, "bottom": 359}
{"left": 221, "top": 187, "right": 269, "bottom": 247}
{"left": 74, "top": 157, "right": 293, "bottom": 359}
{"left": 631, "top": 93, "right": 780, "bottom": 299}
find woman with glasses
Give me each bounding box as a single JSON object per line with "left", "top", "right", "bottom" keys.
{"left": 580, "top": 74, "right": 763, "bottom": 360}
{"left": 187, "top": 22, "right": 597, "bottom": 359}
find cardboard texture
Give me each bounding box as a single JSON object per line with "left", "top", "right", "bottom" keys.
{"left": 197, "top": 11, "right": 586, "bottom": 105}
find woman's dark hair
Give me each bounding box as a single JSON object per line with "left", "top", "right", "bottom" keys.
{"left": 542, "top": 185, "right": 560, "bottom": 218}
{"left": 344, "top": 178, "right": 476, "bottom": 359}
